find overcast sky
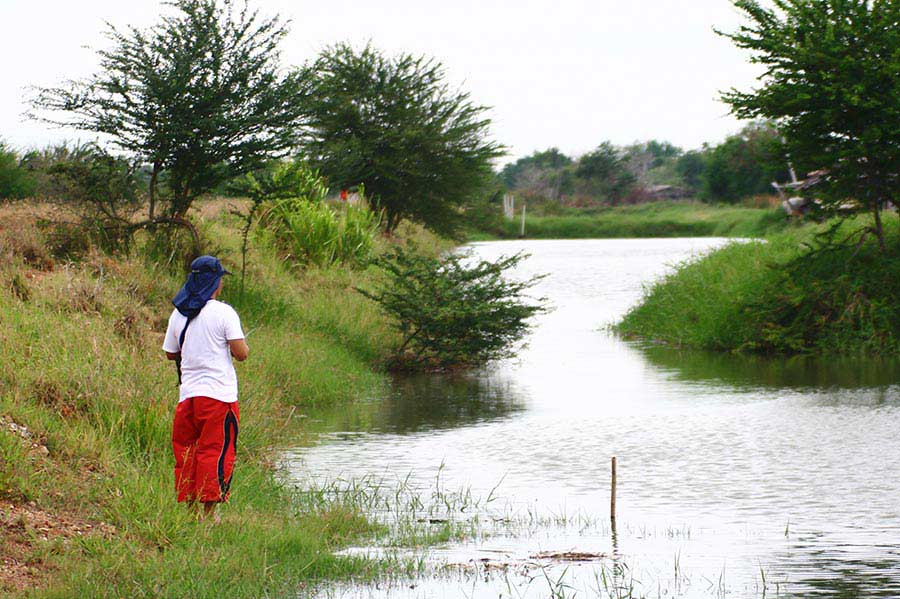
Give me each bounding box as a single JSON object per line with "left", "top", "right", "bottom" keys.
{"left": 0, "top": 0, "right": 763, "bottom": 163}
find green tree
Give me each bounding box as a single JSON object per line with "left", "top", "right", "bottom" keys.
{"left": 701, "top": 123, "right": 788, "bottom": 203}
{"left": 296, "top": 43, "right": 504, "bottom": 235}
{"left": 0, "top": 142, "right": 36, "bottom": 200}
{"left": 358, "top": 247, "right": 546, "bottom": 369}
{"left": 720, "top": 0, "right": 900, "bottom": 247}
{"left": 31, "top": 0, "right": 305, "bottom": 230}
{"left": 675, "top": 150, "right": 708, "bottom": 192}
{"left": 574, "top": 142, "right": 636, "bottom": 203}
{"left": 500, "top": 148, "right": 573, "bottom": 200}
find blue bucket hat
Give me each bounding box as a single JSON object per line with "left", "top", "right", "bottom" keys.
{"left": 172, "top": 255, "right": 231, "bottom": 318}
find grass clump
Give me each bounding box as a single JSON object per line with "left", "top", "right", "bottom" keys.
{"left": 486, "top": 201, "right": 788, "bottom": 239}
{"left": 617, "top": 216, "right": 900, "bottom": 354}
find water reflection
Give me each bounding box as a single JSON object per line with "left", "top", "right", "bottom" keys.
{"left": 307, "top": 373, "right": 526, "bottom": 435}
{"left": 638, "top": 343, "right": 900, "bottom": 391}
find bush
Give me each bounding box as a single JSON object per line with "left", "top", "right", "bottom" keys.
{"left": 0, "top": 142, "right": 36, "bottom": 200}
{"left": 357, "top": 246, "right": 547, "bottom": 369}
{"left": 264, "top": 199, "right": 379, "bottom": 267}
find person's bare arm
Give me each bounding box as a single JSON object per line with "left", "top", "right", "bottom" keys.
{"left": 228, "top": 338, "right": 249, "bottom": 362}
{"left": 166, "top": 351, "right": 180, "bottom": 361}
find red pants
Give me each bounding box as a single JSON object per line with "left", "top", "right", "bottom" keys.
{"left": 172, "top": 396, "right": 239, "bottom": 503}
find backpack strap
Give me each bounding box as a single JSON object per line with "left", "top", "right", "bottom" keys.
{"left": 174, "top": 313, "right": 198, "bottom": 386}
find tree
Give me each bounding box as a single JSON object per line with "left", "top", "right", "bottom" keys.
{"left": 701, "top": 123, "right": 789, "bottom": 203}
{"left": 574, "top": 142, "right": 636, "bottom": 203}
{"left": 500, "top": 148, "right": 573, "bottom": 200}
{"left": 720, "top": 0, "right": 900, "bottom": 248}
{"left": 31, "top": 0, "right": 305, "bottom": 231}
{"left": 296, "top": 43, "right": 504, "bottom": 235}
{"left": 357, "top": 247, "right": 546, "bottom": 369}
{"left": 0, "top": 143, "right": 36, "bottom": 200}
{"left": 622, "top": 140, "right": 682, "bottom": 181}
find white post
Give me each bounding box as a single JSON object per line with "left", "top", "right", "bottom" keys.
{"left": 520, "top": 203, "right": 526, "bottom": 237}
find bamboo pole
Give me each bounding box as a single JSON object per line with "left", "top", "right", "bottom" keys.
{"left": 610, "top": 456, "right": 617, "bottom": 522}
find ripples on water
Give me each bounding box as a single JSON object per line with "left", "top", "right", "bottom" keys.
{"left": 283, "top": 239, "right": 900, "bottom": 598}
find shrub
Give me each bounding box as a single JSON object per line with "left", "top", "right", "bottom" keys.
{"left": 0, "top": 142, "right": 36, "bottom": 200}
{"left": 357, "top": 246, "right": 547, "bottom": 369}
{"left": 257, "top": 169, "right": 381, "bottom": 268}
{"left": 264, "top": 199, "right": 379, "bottom": 267}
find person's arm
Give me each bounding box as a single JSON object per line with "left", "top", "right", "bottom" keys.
{"left": 162, "top": 310, "right": 183, "bottom": 360}
{"left": 224, "top": 306, "right": 248, "bottom": 362}
{"left": 228, "top": 339, "right": 249, "bottom": 362}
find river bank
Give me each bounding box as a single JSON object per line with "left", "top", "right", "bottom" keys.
{"left": 0, "top": 201, "right": 449, "bottom": 597}
{"left": 617, "top": 215, "right": 900, "bottom": 355}
{"left": 468, "top": 201, "right": 789, "bottom": 240}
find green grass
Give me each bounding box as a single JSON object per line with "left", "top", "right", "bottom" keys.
{"left": 616, "top": 215, "right": 900, "bottom": 355}
{"left": 484, "top": 201, "right": 789, "bottom": 239}
{"left": 0, "top": 201, "right": 449, "bottom": 597}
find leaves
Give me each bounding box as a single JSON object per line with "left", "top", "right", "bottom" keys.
{"left": 31, "top": 0, "right": 306, "bottom": 218}
{"left": 296, "top": 43, "right": 505, "bottom": 235}
{"left": 720, "top": 0, "right": 900, "bottom": 242}
{"left": 358, "top": 247, "right": 547, "bottom": 369}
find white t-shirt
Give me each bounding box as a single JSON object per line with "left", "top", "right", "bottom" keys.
{"left": 162, "top": 300, "right": 245, "bottom": 403}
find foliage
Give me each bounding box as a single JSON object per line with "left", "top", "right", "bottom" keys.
{"left": 675, "top": 150, "right": 707, "bottom": 191}
{"left": 260, "top": 173, "right": 380, "bottom": 268}
{"left": 230, "top": 161, "right": 326, "bottom": 294}
{"left": 296, "top": 43, "right": 504, "bottom": 235}
{"left": 617, "top": 216, "right": 900, "bottom": 354}
{"left": 622, "top": 140, "right": 683, "bottom": 181}
{"left": 357, "top": 247, "right": 546, "bottom": 369}
{"left": 0, "top": 142, "right": 36, "bottom": 200}
{"left": 573, "top": 142, "right": 636, "bottom": 203}
{"left": 500, "top": 148, "right": 574, "bottom": 199}
{"left": 494, "top": 201, "right": 788, "bottom": 239}
{"left": 720, "top": 0, "right": 900, "bottom": 247}
{"left": 31, "top": 0, "right": 305, "bottom": 222}
{"left": 700, "top": 122, "right": 789, "bottom": 203}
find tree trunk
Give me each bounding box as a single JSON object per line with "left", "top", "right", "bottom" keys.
{"left": 148, "top": 162, "right": 160, "bottom": 220}
{"left": 871, "top": 200, "right": 886, "bottom": 252}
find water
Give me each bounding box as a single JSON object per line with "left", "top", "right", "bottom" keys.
{"left": 283, "top": 238, "right": 900, "bottom": 598}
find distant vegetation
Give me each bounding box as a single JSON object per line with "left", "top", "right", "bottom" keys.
{"left": 497, "top": 122, "right": 790, "bottom": 209}
{"left": 479, "top": 202, "right": 788, "bottom": 240}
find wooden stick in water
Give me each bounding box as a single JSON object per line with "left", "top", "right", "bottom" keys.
{"left": 610, "top": 456, "right": 617, "bottom": 522}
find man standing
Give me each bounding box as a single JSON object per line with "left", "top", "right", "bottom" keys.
{"left": 163, "top": 255, "right": 249, "bottom": 521}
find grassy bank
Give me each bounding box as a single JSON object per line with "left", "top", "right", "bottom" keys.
{"left": 0, "top": 201, "right": 447, "bottom": 597}
{"left": 617, "top": 215, "right": 900, "bottom": 355}
{"left": 472, "top": 201, "right": 789, "bottom": 240}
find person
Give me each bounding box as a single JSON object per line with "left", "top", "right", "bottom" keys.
{"left": 162, "top": 255, "right": 249, "bottom": 521}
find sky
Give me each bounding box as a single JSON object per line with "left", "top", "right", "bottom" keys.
{"left": 0, "top": 0, "right": 764, "bottom": 163}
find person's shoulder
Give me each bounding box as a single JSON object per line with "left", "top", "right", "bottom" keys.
{"left": 209, "top": 300, "right": 240, "bottom": 318}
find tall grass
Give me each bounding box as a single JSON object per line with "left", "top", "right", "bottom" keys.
{"left": 617, "top": 215, "right": 900, "bottom": 354}
{"left": 489, "top": 201, "right": 789, "bottom": 239}
{"left": 0, "top": 201, "right": 444, "bottom": 597}
{"left": 263, "top": 198, "right": 380, "bottom": 267}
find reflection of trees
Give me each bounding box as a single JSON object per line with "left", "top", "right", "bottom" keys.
{"left": 380, "top": 374, "right": 525, "bottom": 434}
{"left": 307, "top": 373, "right": 526, "bottom": 435}
{"left": 775, "top": 547, "right": 900, "bottom": 598}
{"left": 638, "top": 344, "right": 900, "bottom": 391}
